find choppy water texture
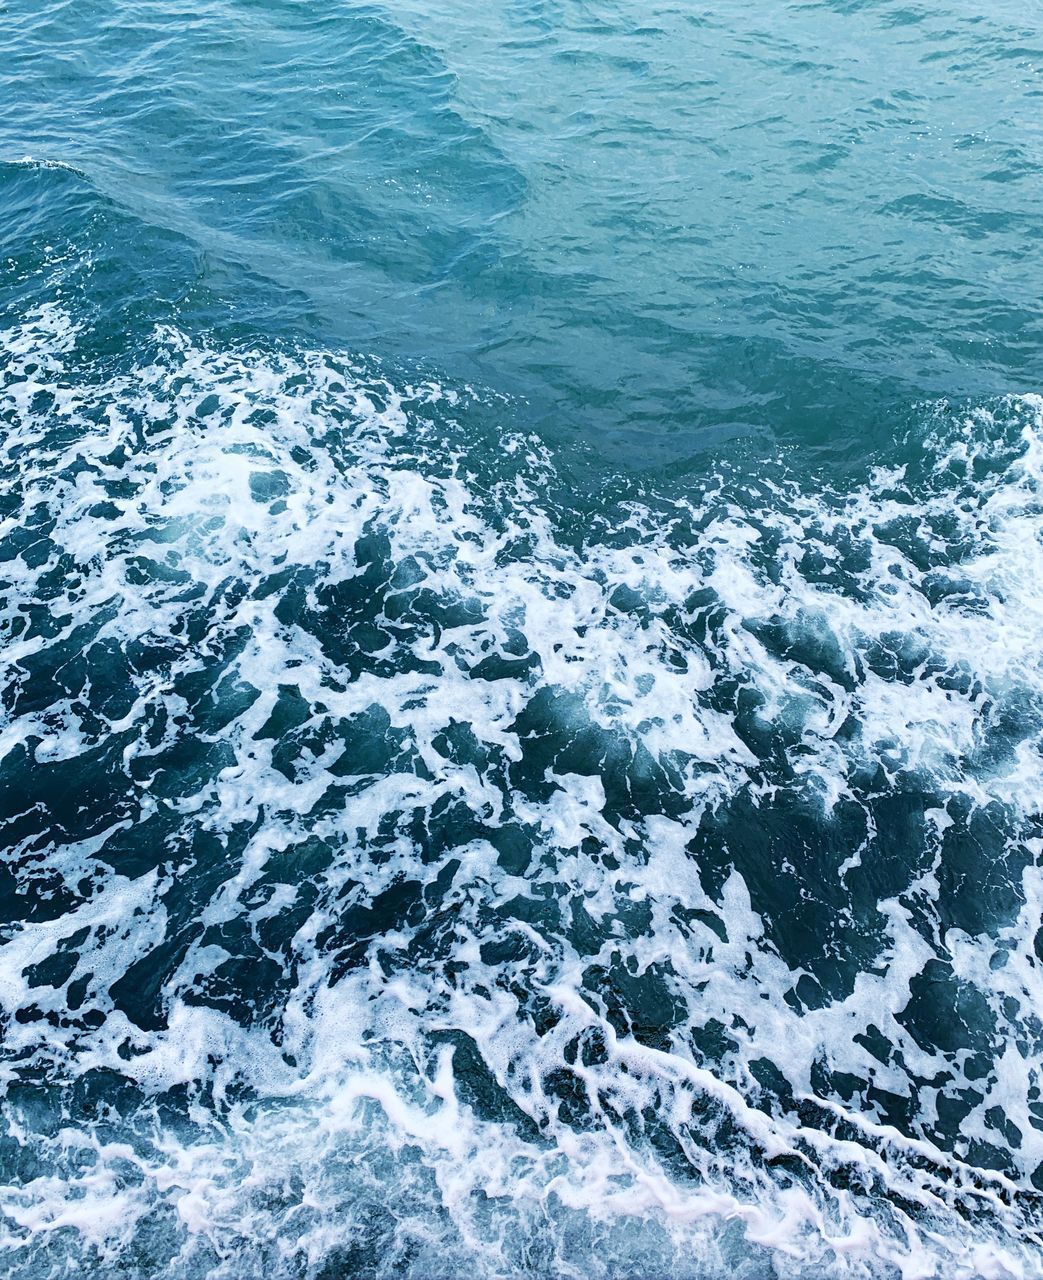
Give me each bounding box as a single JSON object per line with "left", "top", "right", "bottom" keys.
{"left": 1, "top": 3, "right": 1043, "bottom": 1278}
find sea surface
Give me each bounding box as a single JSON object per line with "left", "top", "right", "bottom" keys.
{"left": 1, "top": 2, "right": 1043, "bottom": 1277}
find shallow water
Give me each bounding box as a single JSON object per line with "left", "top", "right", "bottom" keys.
{"left": 1, "top": 3, "right": 1043, "bottom": 1277}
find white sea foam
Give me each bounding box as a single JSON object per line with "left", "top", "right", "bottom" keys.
{"left": 0, "top": 306, "right": 1042, "bottom": 1278}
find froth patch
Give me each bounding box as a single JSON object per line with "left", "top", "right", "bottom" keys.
{"left": 1, "top": 307, "right": 1042, "bottom": 1278}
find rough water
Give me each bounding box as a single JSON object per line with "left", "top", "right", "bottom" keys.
{"left": 2, "top": 4, "right": 1043, "bottom": 1279}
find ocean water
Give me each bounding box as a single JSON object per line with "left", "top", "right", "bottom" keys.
{"left": 2, "top": 2, "right": 1043, "bottom": 1277}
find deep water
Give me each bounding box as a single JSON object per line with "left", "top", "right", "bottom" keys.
{"left": 1, "top": 2, "right": 1043, "bottom": 1278}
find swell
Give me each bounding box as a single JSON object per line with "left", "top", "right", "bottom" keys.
{"left": 1, "top": 304, "right": 1042, "bottom": 1278}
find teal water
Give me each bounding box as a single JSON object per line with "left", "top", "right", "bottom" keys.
{"left": 1, "top": 2, "right": 1043, "bottom": 1277}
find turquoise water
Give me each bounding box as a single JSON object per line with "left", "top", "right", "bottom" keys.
{"left": 2, "top": 2, "right": 1043, "bottom": 1276}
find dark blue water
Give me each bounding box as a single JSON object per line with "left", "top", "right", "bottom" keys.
{"left": 2, "top": 2, "right": 1043, "bottom": 1277}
